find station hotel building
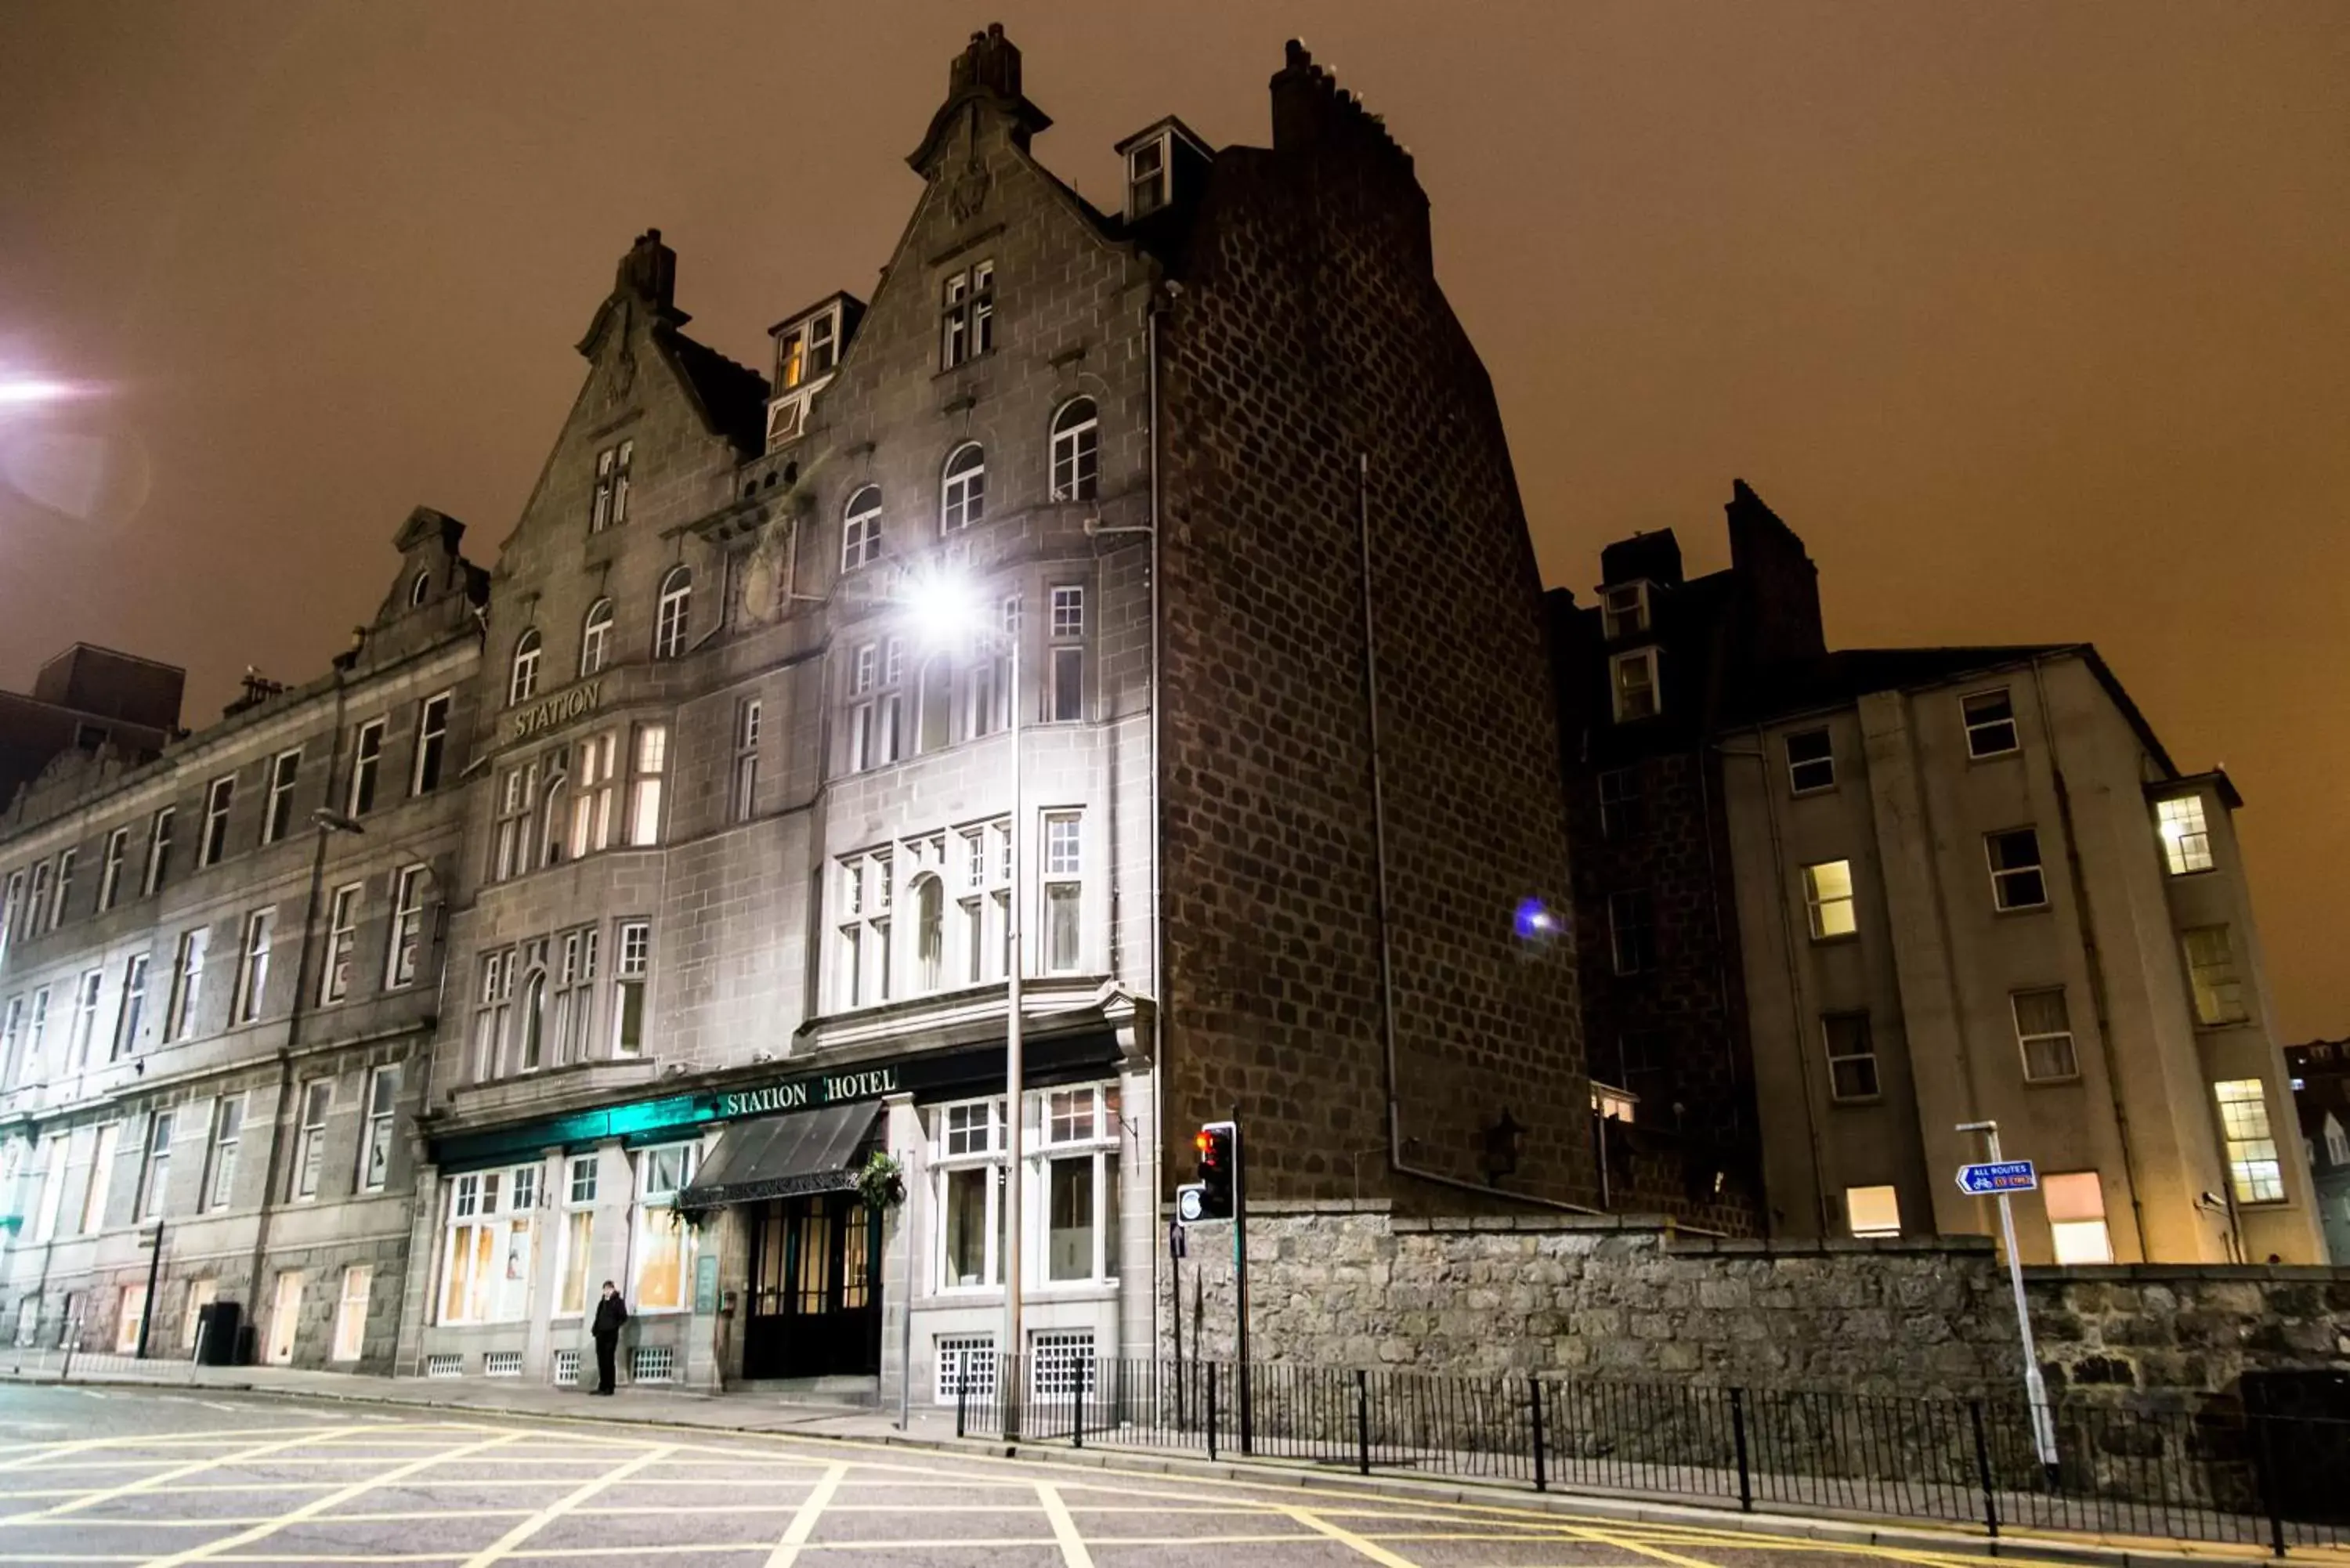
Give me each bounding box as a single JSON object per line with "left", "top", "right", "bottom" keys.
{"left": 0, "top": 30, "right": 1621, "bottom": 1390}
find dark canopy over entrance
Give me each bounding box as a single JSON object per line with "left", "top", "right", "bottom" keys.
{"left": 679, "top": 1101, "right": 880, "bottom": 1210}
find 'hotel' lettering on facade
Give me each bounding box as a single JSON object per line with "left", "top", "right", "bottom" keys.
{"left": 714, "top": 1064, "right": 900, "bottom": 1121}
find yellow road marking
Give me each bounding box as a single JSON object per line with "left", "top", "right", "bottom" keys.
{"left": 0, "top": 1427, "right": 362, "bottom": 1524}
{"left": 762, "top": 1459, "right": 846, "bottom": 1568}
{"left": 1282, "top": 1502, "right": 1428, "bottom": 1567}
{"left": 457, "top": 1442, "right": 678, "bottom": 1567}
{"left": 1558, "top": 1524, "right": 1723, "bottom": 1568}
{"left": 1036, "top": 1480, "right": 1097, "bottom": 1568}
{"left": 132, "top": 1429, "right": 524, "bottom": 1568}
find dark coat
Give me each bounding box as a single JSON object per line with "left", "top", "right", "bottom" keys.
{"left": 592, "top": 1294, "right": 628, "bottom": 1339}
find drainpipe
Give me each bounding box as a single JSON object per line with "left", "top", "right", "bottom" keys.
{"left": 1357, "top": 452, "right": 1606, "bottom": 1219}
{"left": 1145, "top": 284, "right": 1166, "bottom": 1354}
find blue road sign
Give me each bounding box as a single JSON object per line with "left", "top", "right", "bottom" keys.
{"left": 1957, "top": 1159, "right": 2037, "bottom": 1196}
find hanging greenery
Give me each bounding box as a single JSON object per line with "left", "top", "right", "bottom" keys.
{"left": 857, "top": 1150, "right": 907, "bottom": 1212}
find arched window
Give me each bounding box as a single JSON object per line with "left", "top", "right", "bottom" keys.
{"left": 508, "top": 629, "right": 542, "bottom": 707}
{"left": 580, "top": 598, "right": 613, "bottom": 677}
{"left": 913, "top": 876, "right": 945, "bottom": 993}
{"left": 917, "top": 655, "right": 953, "bottom": 753}
{"left": 519, "top": 970, "right": 548, "bottom": 1072}
{"left": 540, "top": 769, "right": 568, "bottom": 868}
{"left": 654, "top": 568, "right": 692, "bottom": 659}
{"left": 941, "top": 443, "right": 985, "bottom": 533}
{"left": 409, "top": 569, "right": 432, "bottom": 607}
{"left": 1050, "top": 398, "right": 1099, "bottom": 502}
{"left": 841, "top": 486, "right": 883, "bottom": 571}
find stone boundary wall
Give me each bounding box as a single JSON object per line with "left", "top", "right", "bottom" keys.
{"left": 1159, "top": 1205, "right": 2350, "bottom": 1406}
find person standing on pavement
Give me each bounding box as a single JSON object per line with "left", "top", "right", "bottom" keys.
{"left": 591, "top": 1281, "right": 627, "bottom": 1395}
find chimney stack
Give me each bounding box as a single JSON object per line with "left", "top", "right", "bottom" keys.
{"left": 615, "top": 228, "right": 678, "bottom": 316}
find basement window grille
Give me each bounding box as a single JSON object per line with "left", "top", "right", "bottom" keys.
{"left": 935, "top": 1335, "right": 996, "bottom": 1404}
{"left": 425, "top": 1353, "right": 464, "bottom": 1379}
{"left": 552, "top": 1349, "right": 581, "bottom": 1387}
{"left": 1029, "top": 1331, "right": 1096, "bottom": 1400}
{"left": 631, "top": 1345, "right": 676, "bottom": 1384}
{"left": 483, "top": 1350, "right": 522, "bottom": 1378}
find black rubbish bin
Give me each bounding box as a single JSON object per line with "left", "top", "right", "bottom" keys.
{"left": 195, "top": 1301, "right": 243, "bottom": 1366}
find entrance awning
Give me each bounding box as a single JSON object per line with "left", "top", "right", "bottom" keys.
{"left": 678, "top": 1101, "right": 882, "bottom": 1209}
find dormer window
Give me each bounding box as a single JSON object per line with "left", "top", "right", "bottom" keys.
{"left": 1600, "top": 583, "right": 1650, "bottom": 641}
{"left": 766, "top": 298, "right": 859, "bottom": 453}
{"left": 1127, "top": 135, "right": 1169, "bottom": 218}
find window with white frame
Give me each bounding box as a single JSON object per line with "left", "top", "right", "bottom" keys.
{"left": 291, "top": 1080, "right": 332, "bottom": 1198}
{"left": 554, "top": 1154, "right": 598, "bottom": 1319}
{"left": 569, "top": 731, "right": 619, "bottom": 858}
{"left": 99, "top": 827, "right": 128, "bottom": 912}
{"left": 386, "top": 865, "right": 427, "bottom": 988}
{"left": 24, "top": 860, "right": 51, "bottom": 936}
{"left": 263, "top": 750, "right": 300, "bottom": 844}
{"left": 321, "top": 883, "right": 360, "bottom": 1006}
{"left": 551, "top": 926, "right": 598, "bottom": 1065}
{"left": 1786, "top": 728, "right": 1835, "bottom": 794}
{"left": 81, "top": 1122, "right": 119, "bottom": 1233}
{"left": 933, "top": 1098, "right": 1003, "bottom": 1291}
{"left": 22, "top": 988, "right": 48, "bottom": 1086}
{"left": 1986, "top": 828, "right": 2048, "bottom": 911}
{"left": 349, "top": 718, "right": 385, "bottom": 815}
{"left": 613, "top": 922, "right": 649, "bottom": 1056}
{"left": 200, "top": 775, "right": 234, "bottom": 866}
{"left": 32, "top": 1133, "right": 66, "bottom": 1242}
{"left": 472, "top": 949, "right": 515, "bottom": 1082}
{"left": 653, "top": 568, "right": 692, "bottom": 659}
{"left": 940, "top": 259, "right": 995, "bottom": 368}
{"left": 837, "top": 851, "right": 893, "bottom": 1008}
{"left": 2012, "top": 988, "right": 2079, "bottom": 1081}
{"left": 113, "top": 954, "right": 148, "bottom": 1060}
{"left": 1607, "top": 890, "right": 1654, "bottom": 975}
{"left": 516, "top": 945, "right": 549, "bottom": 1072}
{"left": 1610, "top": 648, "right": 1660, "bottom": 722}
{"left": 167, "top": 927, "right": 207, "bottom": 1042}
{"left": 492, "top": 761, "right": 537, "bottom": 883}
{"left": 1039, "top": 1085, "right": 1120, "bottom": 1284}
{"left": 967, "top": 608, "right": 1012, "bottom": 739}
{"left": 1962, "top": 688, "right": 2019, "bottom": 757}
{"left": 1043, "top": 811, "right": 1083, "bottom": 974}
{"left": 960, "top": 819, "right": 1011, "bottom": 985}
{"left": 1803, "top": 860, "right": 1857, "bottom": 940}
{"left": 1824, "top": 1013, "right": 1878, "bottom": 1101}
{"left": 1126, "top": 134, "right": 1169, "bottom": 216}
{"left": 138, "top": 1111, "right": 172, "bottom": 1222}
{"left": 233, "top": 908, "right": 273, "bottom": 1024}
{"left": 413, "top": 693, "right": 451, "bottom": 795}
{"left": 590, "top": 439, "right": 632, "bottom": 533}
{"left": 0, "top": 995, "right": 22, "bottom": 1087}
{"left": 0, "top": 870, "right": 20, "bottom": 962}
{"left": 733, "top": 699, "right": 761, "bottom": 823}
{"left": 2043, "top": 1172, "right": 2113, "bottom": 1264}
{"left": 911, "top": 873, "right": 947, "bottom": 994}
{"left": 2182, "top": 925, "right": 2248, "bottom": 1026}
{"left": 1048, "top": 587, "right": 1084, "bottom": 723}
{"left": 440, "top": 1165, "right": 540, "bottom": 1324}
{"left": 204, "top": 1097, "right": 242, "bottom": 1212}
{"left": 942, "top": 443, "right": 985, "bottom": 533}
{"left": 628, "top": 724, "right": 667, "bottom": 845}
{"left": 1600, "top": 582, "right": 1650, "bottom": 641}
{"left": 632, "top": 1144, "right": 698, "bottom": 1311}
{"left": 48, "top": 849, "right": 73, "bottom": 931}
{"left": 842, "top": 486, "right": 884, "bottom": 572}
{"left": 508, "top": 629, "right": 542, "bottom": 706}
{"left": 2213, "top": 1078, "right": 2284, "bottom": 1203}
{"left": 1050, "top": 398, "right": 1098, "bottom": 501}
{"left": 143, "top": 807, "right": 174, "bottom": 897}
{"left": 332, "top": 1265, "right": 371, "bottom": 1362}
{"left": 357, "top": 1065, "right": 398, "bottom": 1192}
{"left": 580, "top": 598, "right": 614, "bottom": 678}
{"left": 2156, "top": 794, "right": 2214, "bottom": 875}
{"left": 66, "top": 968, "right": 100, "bottom": 1072}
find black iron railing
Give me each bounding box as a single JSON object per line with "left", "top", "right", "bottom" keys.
{"left": 951, "top": 1354, "right": 2350, "bottom": 1556}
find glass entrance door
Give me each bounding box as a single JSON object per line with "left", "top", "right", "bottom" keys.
{"left": 743, "top": 1193, "right": 880, "bottom": 1379}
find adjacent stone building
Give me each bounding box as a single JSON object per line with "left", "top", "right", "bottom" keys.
{"left": 1552, "top": 483, "right": 2326, "bottom": 1265}
{"left": 2285, "top": 1039, "right": 2350, "bottom": 1263}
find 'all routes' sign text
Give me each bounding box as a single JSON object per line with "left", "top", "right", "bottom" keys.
{"left": 1956, "top": 1159, "right": 2037, "bottom": 1196}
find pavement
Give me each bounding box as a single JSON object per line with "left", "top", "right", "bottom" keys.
{"left": 0, "top": 1360, "right": 2334, "bottom": 1568}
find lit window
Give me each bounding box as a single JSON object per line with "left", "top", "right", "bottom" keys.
{"left": 1962, "top": 688, "right": 2019, "bottom": 758}
{"left": 509, "top": 629, "right": 542, "bottom": 706}
{"left": 555, "top": 1154, "right": 597, "bottom": 1319}
{"left": 2012, "top": 988, "right": 2079, "bottom": 1081}
{"left": 1592, "top": 1084, "right": 1636, "bottom": 1122}
{"left": 2212, "top": 1078, "right": 2284, "bottom": 1204}
{"left": 1610, "top": 649, "right": 1660, "bottom": 722}
{"left": 1986, "top": 828, "right": 2048, "bottom": 911}
{"left": 439, "top": 1165, "right": 540, "bottom": 1324}
{"left": 1803, "top": 860, "right": 1857, "bottom": 939}
{"left": 842, "top": 486, "right": 884, "bottom": 572}
{"left": 942, "top": 444, "right": 986, "bottom": 533}
{"left": 2043, "top": 1172, "right": 2113, "bottom": 1265}
{"left": 1127, "top": 134, "right": 1169, "bottom": 217}
{"left": 472, "top": 949, "right": 514, "bottom": 1081}
{"left": 1050, "top": 399, "right": 1098, "bottom": 501}
{"left": 2182, "top": 925, "right": 2248, "bottom": 1026}
{"left": 1846, "top": 1184, "right": 1901, "bottom": 1238}
{"left": 580, "top": 598, "right": 613, "bottom": 677}
{"left": 628, "top": 724, "right": 667, "bottom": 846}
{"left": 632, "top": 1143, "right": 699, "bottom": 1311}
{"left": 653, "top": 568, "right": 692, "bottom": 659}
{"left": 1823, "top": 1013, "right": 1878, "bottom": 1100}
{"left": 1786, "top": 728, "right": 1834, "bottom": 794}
{"left": 569, "top": 731, "right": 619, "bottom": 859}
{"left": 2157, "top": 795, "right": 2214, "bottom": 876}
{"left": 1607, "top": 890, "right": 1654, "bottom": 975}
{"left": 939, "top": 259, "right": 995, "bottom": 369}
{"left": 1600, "top": 583, "right": 1650, "bottom": 641}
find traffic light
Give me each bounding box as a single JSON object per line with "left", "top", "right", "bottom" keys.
{"left": 1193, "top": 1121, "right": 1236, "bottom": 1219}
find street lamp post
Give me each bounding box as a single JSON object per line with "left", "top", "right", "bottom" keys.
{"left": 1000, "top": 616, "right": 1025, "bottom": 1439}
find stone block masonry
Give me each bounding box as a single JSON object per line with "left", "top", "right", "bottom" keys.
{"left": 1159, "top": 1205, "right": 2350, "bottom": 1408}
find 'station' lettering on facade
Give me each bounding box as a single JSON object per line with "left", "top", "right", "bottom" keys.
{"left": 510, "top": 679, "right": 602, "bottom": 742}
{"left": 713, "top": 1065, "right": 900, "bottom": 1121}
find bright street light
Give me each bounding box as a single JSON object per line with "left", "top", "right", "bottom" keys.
{"left": 0, "top": 378, "right": 81, "bottom": 407}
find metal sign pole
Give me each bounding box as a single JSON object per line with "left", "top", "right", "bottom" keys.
{"left": 1958, "top": 1121, "right": 2056, "bottom": 1470}
{"left": 1168, "top": 1219, "right": 1185, "bottom": 1431}
{"left": 1232, "top": 1106, "right": 1251, "bottom": 1457}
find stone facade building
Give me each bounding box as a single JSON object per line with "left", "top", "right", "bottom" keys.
{"left": 2285, "top": 1039, "right": 2350, "bottom": 1263}
{"left": 4, "top": 28, "right": 1650, "bottom": 1396}
{"left": 1552, "top": 483, "right": 2326, "bottom": 1266}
